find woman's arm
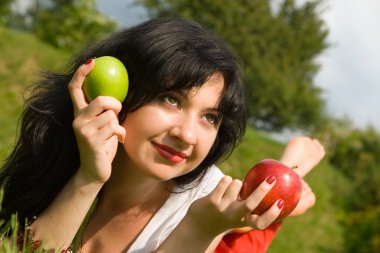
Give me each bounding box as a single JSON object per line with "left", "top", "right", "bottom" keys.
{"left": 28, "top": 59, "right": 125, "bottom": 251}
{"left": 156, "top": 175, "right": 283, "bottom": 253}
{"left": 29, "top": 170, "right": 103, "bottom": 250}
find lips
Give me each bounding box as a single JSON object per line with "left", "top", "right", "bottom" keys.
{"left": 153, "top": 142, "right": 188, "bottom": 163}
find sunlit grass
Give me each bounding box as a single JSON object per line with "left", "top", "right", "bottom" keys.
{"left": 0, "top": 188, "right": 45, "bottom": 253}
{"left": 0, "top": 26, "right": 69, "bottom": 161}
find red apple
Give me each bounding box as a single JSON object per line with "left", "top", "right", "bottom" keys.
{"left": 240, "top": 159, "right": 302, "bottom": 222}
{"left": 83, "top": 56, "right": 129, "bottom": 102}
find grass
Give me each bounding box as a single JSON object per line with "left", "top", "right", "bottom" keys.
{"left": 0, "top": 25, "right": 348, "bottom": 252}
{"left": 0, "top": 26, "right": 69, "bottom": 161}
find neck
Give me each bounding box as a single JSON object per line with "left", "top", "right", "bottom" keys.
{"left": 100, "top": 149, "right": 173, "bottom": 212}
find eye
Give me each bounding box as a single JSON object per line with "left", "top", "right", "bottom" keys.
{"left": 204, "top": 113, "right": 222, "bottom": 126}
{"left": 161, "top": 94, "right": 180, "bottom": 108}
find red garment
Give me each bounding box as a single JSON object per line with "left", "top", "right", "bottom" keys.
{"left": 214, "top": 222, "right": 282, "bottom": 253}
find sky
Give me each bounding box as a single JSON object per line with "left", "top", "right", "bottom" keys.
{"left": 314, "top": 0, "right": 380, "bottom": 130}
{"left": 15, "top": 0, "right": 380, "bottom": 131}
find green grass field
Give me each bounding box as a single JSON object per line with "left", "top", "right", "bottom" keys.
{"left": 0, "top": 26, "right": 70, "bottom": 161}
{"left": 0, "top": 26, "right": 347, "bottom": 252}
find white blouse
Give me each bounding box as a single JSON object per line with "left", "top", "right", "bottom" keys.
{"left": 128, "top": 165, "right": 224, "bottom": 253}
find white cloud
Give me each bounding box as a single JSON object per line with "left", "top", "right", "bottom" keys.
{"left": 315, "top": 0, "right": 380, "bottom": 129}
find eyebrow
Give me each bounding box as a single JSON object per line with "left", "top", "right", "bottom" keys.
{"left": 175, "top": 90, "right": 222, "bottom": 113}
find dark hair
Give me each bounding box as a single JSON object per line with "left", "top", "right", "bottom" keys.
{"left": 0, "top": 17, "right": 246, "bottom": 224}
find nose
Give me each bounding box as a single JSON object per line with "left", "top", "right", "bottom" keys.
{"left": 169, "top": 114, "right": 197, "bottom": 145}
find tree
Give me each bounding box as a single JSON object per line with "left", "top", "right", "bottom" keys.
{"left": 0, "top": 0, "right": 13, "bottom": 25}
{"left": 137, "top": 0, "right": 329, "bottom": 131}
{"left": 26, "top": 0, "right": 118, "bottom": 50}
{"left": 317, "top": 120, "right": 380, "bottom": 253}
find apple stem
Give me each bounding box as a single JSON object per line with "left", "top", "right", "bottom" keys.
{"left": 291, "top": 165, "right": 298, "bottom": 170}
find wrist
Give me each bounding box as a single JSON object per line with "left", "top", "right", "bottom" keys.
{"left": 76, "top": 166, "right": 109, "bottom": 186}
{"left": 186, "top": 206, "right": 226, "bottom": 239}
{"left": 157, "top": 213, "right": 219, "bottom": 253}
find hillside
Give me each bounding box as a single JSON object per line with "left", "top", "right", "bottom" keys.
{"left": 0, "top": 26, "right": 346, "bottom": 252}
{"left": 0, "top": 26, "right": 70, "bottom": 160}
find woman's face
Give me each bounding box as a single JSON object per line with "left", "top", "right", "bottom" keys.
{"left": 120, "top": 72, "right": 224, "bottom": 181}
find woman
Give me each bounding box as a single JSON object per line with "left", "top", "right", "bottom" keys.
{"left": 0, "top": 17, "right": 324, "bottom": 252}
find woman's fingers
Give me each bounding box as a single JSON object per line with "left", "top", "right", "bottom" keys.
{"left": 98, "top": 121, "right": 126, "bottom": 143}
{"left": 68, "top": 59, "right": 123, "bottom": 119}
{"left": 68, "top": 60, "right": 125, "bottom": 145}
{"left": 195, "top": 175, "right": 284, "bottom": 232}
{"left": 243, "top": 176, "right": 276, "bottom": 211}
{"left": 218, "top": 179, "right": 243, "bottom": 214}
{"left": 90, "top": 110, "right": 118, "bottom": 129}
{"left": 72, "top": 96, "right": 124, "bottom": 145}
{"left": 223, "top": 179, "right": 242, "bottom": 203}
{"left": 81, "top": 96, "right": 122, "bottom": 119}
{"left": 245, "top": 199, "right": 283, "bottom": 230}
{"left": 68, "top": 59, "right": 95, "bottom": 116}
{"left": 74, "top": 110, "right": 126, "bottom": 143}
{"left": 209, "top": 176, "right": 233, "bottom": 204}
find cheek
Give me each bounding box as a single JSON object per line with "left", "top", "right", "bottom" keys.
{"left": 194, "top": 132, "right": 218, "bottom": 162}
{"left": 123, "top": 105, "right": 174, "bottom": 128}
{"left": 121, "top": 108, "right": 173, "bottom": 147}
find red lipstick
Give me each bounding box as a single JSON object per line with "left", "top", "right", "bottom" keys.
{"left": 153, "top": 143, "right": 188, "bottom": 163}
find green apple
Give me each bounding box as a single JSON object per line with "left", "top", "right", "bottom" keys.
{"left": 83, "top": 56, "right": 129, "bottom": 103}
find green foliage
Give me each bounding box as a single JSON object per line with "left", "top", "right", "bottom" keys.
{"left": 326, "top": 125, "right": 380, "bottom": 208}
{"left": 0, "top": 0, "right": 12, "bottom": 24}
{"left": 137, "top": 0, "right": 329, "bottom": 131}
{"left": 14, "top": 0, "right": 117, "bottom": 51}
{"left": 343, "top": 207, "right": 380, "bottom": 253}
{"left": 315, "top": 118, "right": 380, "bottom": 253}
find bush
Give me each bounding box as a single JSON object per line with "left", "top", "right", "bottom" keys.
{"left": 316, "top": 120, "right": 380, "bottom": 253}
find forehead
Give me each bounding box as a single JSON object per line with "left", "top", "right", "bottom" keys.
{"left": 185, "top": 72, "right": 225, "bottom": 104}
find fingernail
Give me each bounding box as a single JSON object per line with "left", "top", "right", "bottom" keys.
{"left": 277, "top": 199, "right": 284, "bottom": 209}
{"left": 32, "top": 240, "right": 42, "bottom": 250}
{"left": 266, "top": 175, "right": 276, "bottom": 184}
{"left": 85, "top": 58, "right": 93, "bottom": 65}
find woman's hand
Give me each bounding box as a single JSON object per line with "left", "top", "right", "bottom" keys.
{"left": 68, "top": 59, "right": 126, "bottom": 183}
{"left": 280, "top": 136, "right": 325, "bottom": 178}
{"left": 188, "top": 176, "right": 282, "bottom": 236}
{"left": 156, "top": 176, "right": 282, "bottom": 253}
